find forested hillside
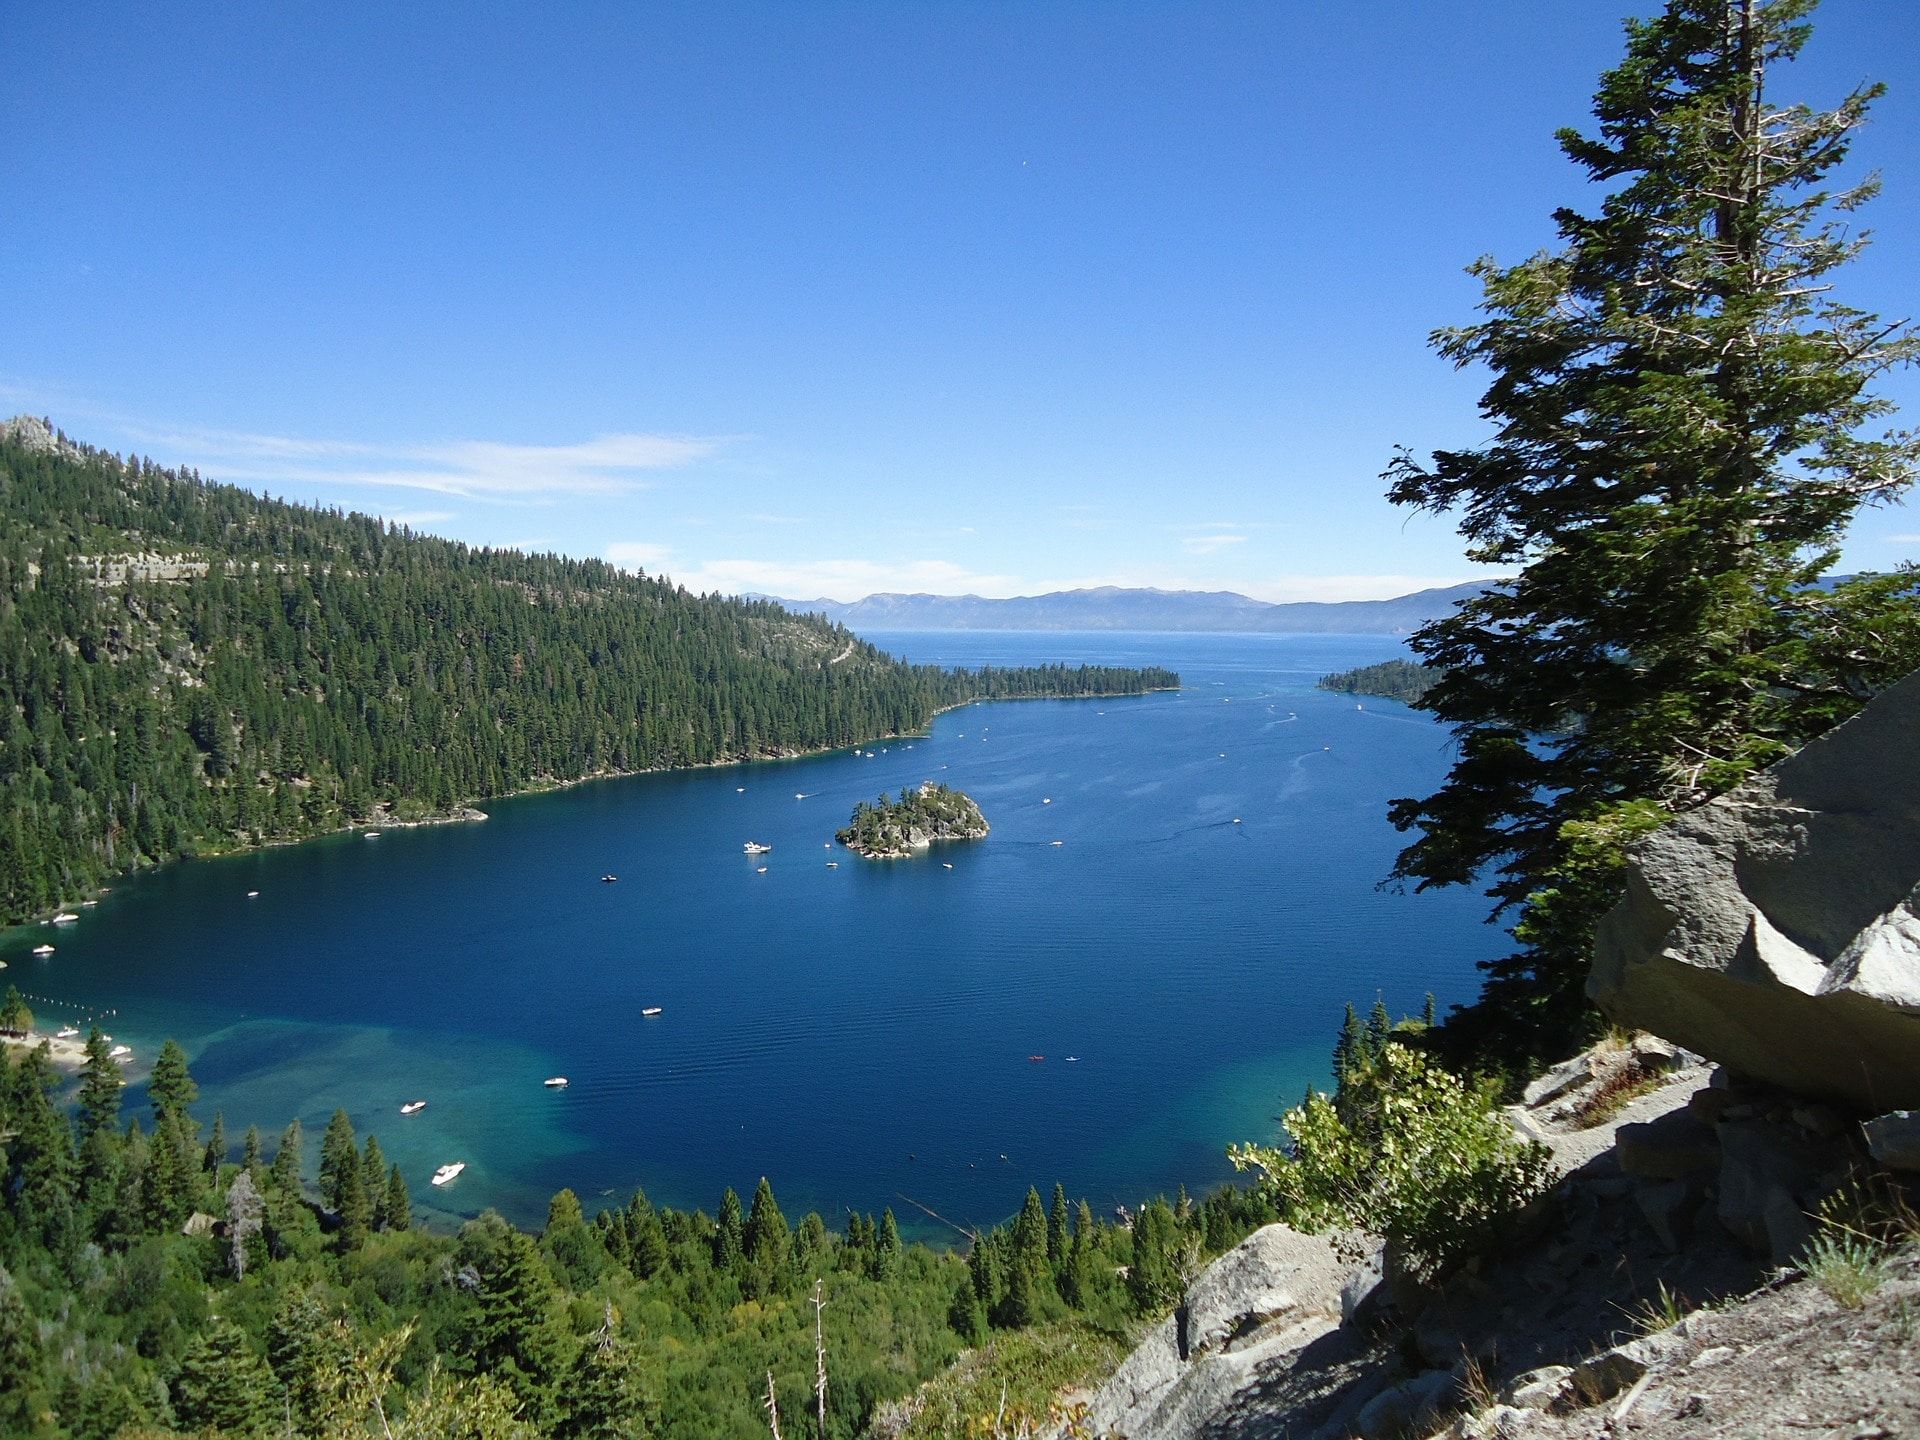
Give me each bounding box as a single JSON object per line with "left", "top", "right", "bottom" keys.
{"left": 0, "top": 421, "right": 1175, "bottom": 923}
{"left": 1316, "top": 658, "right": 1441, "bottom": 705}
{"left": 0, "top": 1029, "right": 1275, "bottom": 1438}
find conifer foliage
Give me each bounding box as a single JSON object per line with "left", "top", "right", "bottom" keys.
{"left": 0, "top": 429, "right": 1175, "bottom": 923}
{"left": 1383, "top": 0, "right": 1920, "bottom": 1065}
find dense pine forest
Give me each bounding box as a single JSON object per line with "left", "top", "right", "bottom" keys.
{"left": 0, "top": 421, "right": 1176, "bottom": 923}
{"left": 0, "top": 1027, "right": 1275, "bottom": 1439}
{"left": 1316, "top": 658, "right": 1441, "bottom": 706}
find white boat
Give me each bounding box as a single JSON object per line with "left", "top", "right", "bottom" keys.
{"left": 942, "top": 862, "right": 954, "bottom": 870}
{"left": 81, "top": 900, "right": 98, "bottom": 907}
{"left": 1051, "top": 840, "right": 1064, "bottom": 847}
{"left": 544, "top": 1076, "right": 569, "bottom": 1088}
{"left": 108, "top": 1045, "right": 132, "bottom": 1059}
{"left": 31, "top": 944, "right": 54, "bottom": 956}
{"left": 247, "top": 890, "right": 260, "bottom": 898}
{"left": 743, "top": 841, "right": 772, "bottom": 854}
{"left": 52, "top": 912, "right": 79, "bottom": 924}
{"left": 55, "top": 1027, "right": 78, "bottom": 1039}
{"left": 642, "top": 1006, "right": 663, "bottom": 1017}
{"left": 364, "top": 831, "right": 381, "bottom": 839}
{"left": 1042, "top": 797, "right": 1052, "bottom": 804}
{"left": 431, "top": 1162, "right": 465, "bottom": 1186}
{"left": 826, "top": 861, "right": 838, "bottom": 869}
{"left": 756, "top": 866, "right": 768, "bottom": 873}
{"left": 400, "top": 1100, "right": 427, "bottom": 1115}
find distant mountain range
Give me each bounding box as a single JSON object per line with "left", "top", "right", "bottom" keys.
{"left": 765, "top": 581, "right": 1492, "bottom": 634}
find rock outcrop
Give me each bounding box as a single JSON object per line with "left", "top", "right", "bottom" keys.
{"left": 1589, "top": 669, "right": 1920, "bottom": 1113}
{"left": 1083, "top": 1224, "right": 1349, "bottom": 1440}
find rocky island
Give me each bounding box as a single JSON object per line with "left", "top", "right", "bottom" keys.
{"left": 836, "top": 781, "right": 989, "bottom": 858}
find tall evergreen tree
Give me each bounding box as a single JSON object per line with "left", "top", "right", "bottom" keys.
{"left": 146, "top": 1038, "right": 198, "bottom": 1120}
{"left": 873, "top": 1207, "right": 902, "bottom": 1281}
{"left": 555, "top": 1310, "right": 655, "bottom": 1440}
{"left": 76, "top": 1026, "right": 123, "bottom": 1144}
{"left": 385, "top": 1164, "right": 411, "bottom": 1233}
{"left": 204, "top": 1110, "right": 227, "bottom": 1173}
{"left": 171, "top": 1317, "right": 276, "bottom": 1436}
{"left": 1011, "top": 1186, "right": 1050, "bottom": 1286}
{"left": 361, "top": 1135, "right": 389, "bottom": 1229}
{"left": 1047, "top": 1185, "right": 1071, "bottom": 1271}
{"left": 743, "top": 1177, "right": 791, "bottom": 1294}
{"left": 623, "top": 1187, "right": 669, "bottom": 1279}
{"left": 270, "top": 1117, "right": 304, "bottom": 1193}
{"left": 472, "top": 1229, "right": 569, "bottom": 1423}
{"left": 1384, "top": 0, "right": 1920, "bottom": 1066}
{"left": 712, "top": 1187, "right": 746, "bottom": 1275}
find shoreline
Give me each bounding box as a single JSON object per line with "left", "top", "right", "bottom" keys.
{"left": 2, "top": 684, "right": 1177, "bottom": 933}
{"left": 2, "top": 1030, "right": 99, "bottom": 1072}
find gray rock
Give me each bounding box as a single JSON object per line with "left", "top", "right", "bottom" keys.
{"left": 0, "top": 415, "right": 69, "bottom": 456}
{"left": 1616, "top": 1109, "right": 1720, "bottom": 1180}
{"left": 1569, "top": 1332, "right": 1681, "bottom": 1405}
{"left": 1716, "top": 1117, "right": 1844, "bottom": 1263}
{"left": 1341, "top": 1241, "right": 1388, "bottom": 1326}
{"left": 1181, "top": 1223, "right": 1344, "bottom": 1357}
{"left": 1083, "top": 1224, "right": 1347, "bottom": 1440}
{"left": 1354, "top": 1369, "right": 1457, "bottom": 1439}
{"left": 1086, "top": 1313, "right": 1182, "bottom": 1432}
{"left": 1864, "top": 1110, "right": 1920, "bottom": 1172}
{"left": 1449, "top": 1405, "right": 1539, "bottom": 1440}
{"left": 1634, "top": 1179, "right": 1695, "bottom": 1251}
{"left": 1590, "top": 668, "right": 1920, "bottom": 1113}
{"left": 1500, "top": 1365, "right": 1573, "bottom": 1412}
{"left": 1522, "top": 1052, "right": 1594, "bottom": 1108}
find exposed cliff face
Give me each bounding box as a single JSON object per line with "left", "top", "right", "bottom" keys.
{"left": 1590, "top": 668, "right": 1920, "bottom": 1112}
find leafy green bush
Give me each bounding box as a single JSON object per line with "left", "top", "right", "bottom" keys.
{"left": 1230, "top": 1044, "right": 1555, "bottom": 1282}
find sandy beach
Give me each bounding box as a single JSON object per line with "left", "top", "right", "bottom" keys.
{"left": 2, "top": 1029, "right": 102, "bottom": 1071}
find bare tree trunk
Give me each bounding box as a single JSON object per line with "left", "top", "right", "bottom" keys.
{"left": 813, "top": 1278, "right": 829, "bottom": 1440}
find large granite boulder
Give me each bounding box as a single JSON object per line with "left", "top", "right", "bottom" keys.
{"left": 1083, "top": 1223, "right": 1348, "bottom": 1440}
{"left": 1590, "top": 669, "right": 1920, "bottom": 1113}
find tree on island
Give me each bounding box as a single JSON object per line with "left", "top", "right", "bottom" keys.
{"left": 1384, "top": 0, "right": 1920, "bottom": 1068}
{"left": 837, "top": 782, "right": 988, "bottom": 856}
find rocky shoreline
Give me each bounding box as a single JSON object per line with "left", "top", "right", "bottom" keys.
{"left": 837, "top": 782, "right": 990, "bottom": 858}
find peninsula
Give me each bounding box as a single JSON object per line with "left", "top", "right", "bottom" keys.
{"left": 836, "top": 782, "right": 989, "bottom": 858}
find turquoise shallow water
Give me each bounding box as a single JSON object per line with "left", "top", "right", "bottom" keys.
{"left": 4, "top": 631, "right": 1502, "bottom": 1239}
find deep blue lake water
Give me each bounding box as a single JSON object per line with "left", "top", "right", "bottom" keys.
{"left": 2, "top": 631, "right": 1502, "bottom": 1240}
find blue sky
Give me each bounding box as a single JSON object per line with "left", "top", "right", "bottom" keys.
{"left": 4, "top": 1, "right": 1916, "bottom": 602}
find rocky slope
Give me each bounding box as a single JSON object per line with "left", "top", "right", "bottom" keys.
{"left": 1066, "top": 669, "right": 1920, "bottom": 1439}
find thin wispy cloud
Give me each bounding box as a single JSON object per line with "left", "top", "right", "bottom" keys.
{"left": 379, "top": 509, "right": 455, "bottom": 529}
{"left": 668, "top": 557, "right": 1022, "bottom": 602}
{"left": 126, "top": 422, "right": 722, "bottom": 499}
{"left": 1885, "top": 533, "right": 1920, "bottom": 544}
{"left": 1182, "top": 532, "right": 1248, "bottom": 555}
{"left": 605, "top": 541, "right": 673, "bottom": 571}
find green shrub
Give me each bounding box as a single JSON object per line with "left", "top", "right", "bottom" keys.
{"left": 1230, "top": 1044, "right": 1555, "bottom": 1282}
